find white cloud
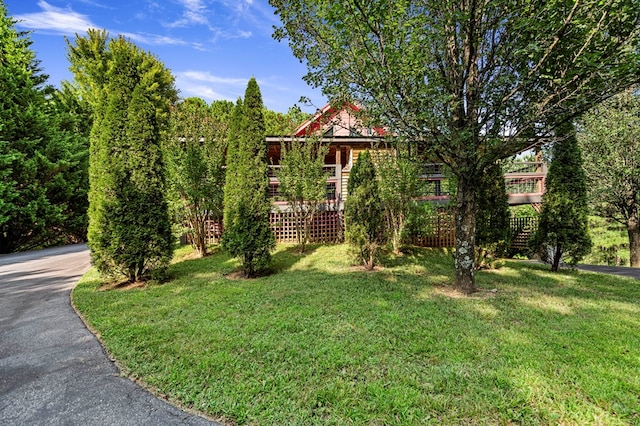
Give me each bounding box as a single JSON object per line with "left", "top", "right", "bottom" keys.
{"left": 14, "top": 1, "right": 198, "bottom": 49}
{"left": 120, "top": 32, "right": 190, "bottom": 47}
{"left": 175, "top": 70, "right": 250, "bottom": 102}
{"left": 14, "top": 1, "right": 96, "bottom": 35}
{"left": 177, "top": 70, "right": 247, "bottom": 86}
{"left": 165, "top": 0, "right": 209, "bottom": 28}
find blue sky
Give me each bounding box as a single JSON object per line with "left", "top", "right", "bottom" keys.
{"left": 7, "top": 0, "right": 327, "bottom": 113}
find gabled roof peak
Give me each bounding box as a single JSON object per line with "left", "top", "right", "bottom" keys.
{"left": 294, "top": 102, "right": 385, "bottom": 137}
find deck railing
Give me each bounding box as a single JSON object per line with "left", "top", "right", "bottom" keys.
{"left": 268, "top": 164, "right": 338, "bottom": 179}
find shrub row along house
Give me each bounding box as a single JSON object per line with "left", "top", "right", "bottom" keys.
{"left": 197, "top": 102, "right": 547, "bottom": 247}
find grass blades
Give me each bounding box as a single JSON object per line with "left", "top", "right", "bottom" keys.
{"left": 73, "top": 244, "right": 640, "bottom": 425}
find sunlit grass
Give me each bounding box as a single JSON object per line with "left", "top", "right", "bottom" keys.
{"left": 73, "top": 244, "right": 640, "bottom": 425}
{"left": 583, "top": 216, "right": 631, "bottom": 266}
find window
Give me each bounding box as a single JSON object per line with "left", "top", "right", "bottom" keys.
{"left": 326, "top": 182, "right": 336, "bottom": 200}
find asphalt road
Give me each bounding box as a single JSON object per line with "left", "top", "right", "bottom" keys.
{"left": 0, "top": 244, "right": 217, "bottom": 426}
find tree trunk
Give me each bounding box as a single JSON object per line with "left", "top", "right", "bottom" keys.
{"left": 193, "top": 217, "right": 207, "bottom": 258}
{"left": 454, "top": 176, "right": 477, "bottom": 294}
{"left": 628, "top": 215, "right": 640, "bottom": 268}
{"left": 551, "top": 244, "right": 562, "bottom": 272}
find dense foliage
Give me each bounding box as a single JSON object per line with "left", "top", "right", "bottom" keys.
{"left": 532, "top": 123, "right": 592, "bottom": 271}
{"left": 578, "top": 88, "right": 640, "bottom": 267}
{"left": 164, "top": 98, "right": 231, "bottom": 257}
{"left": 263, "top": 105, "right": 310, "bottom": 136}
{"left": 0, "top": 3, "right": 88, "bottom": 253}
{"left": 475, "top": 162, "right": 511, "bottom": 269}
{"left": 270, "top": 0, "right": 640, "bottom": 292}
{"left": 375, "top": 148, "right": 421, "bottom": 255}
{"left": 275, "top": 136, "right": 329, "bottom": 253}
{"left": 68, "top": 30, "right": 177, "bottom": 282}
{"left": 344, "top": 150, "right": 385, "bottom": 270}
{"left": 222, "top": 78, "right": 275, "bottom": 277}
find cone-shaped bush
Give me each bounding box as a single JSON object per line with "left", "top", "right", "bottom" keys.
{"left": 85, "top": 34, "right": 176, "bottom": 282}
{"left": 532, "top": 122, "right": 591, "bottom": 271}
{"left": 475, "top": 161, "right": 511, "bottom": 268}
{"left": 222, "top": 78, "right": 275, "bottom": 277}
{"left": 345, "top": 150, "right": 385, "bottom": 269}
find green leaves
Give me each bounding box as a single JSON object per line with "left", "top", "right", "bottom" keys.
{"left": 69, "top": 30, "right": 177, "bottom": 282}
{"left": 270, "top": 0, "right": 640, "bottom": 288}
{"left": 533, "top": 123, "right": 591, "bottom": 270}
{"left": 163, "top": 97, "right": 230, "bottom": 257}
{"left": 276, "top": 135, "right": 329, "bottom": 251}
{"left": 0, "top": 3, "right": 89, "bottom": 252}
{"left": 345, "top": 150, "right": 385, "bottom": 269}
{"left": 222, "top": 79, "right": 275, "bottom": 277}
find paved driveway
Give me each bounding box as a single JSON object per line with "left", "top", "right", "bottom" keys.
{"left": 0, "top": 245, "right": 217, "bottom": 426}
{"left": 576, "top": 263, "right": 640, "bottom": 280}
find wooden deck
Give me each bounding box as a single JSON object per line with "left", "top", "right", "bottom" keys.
{"left": 417, "top": 161, "right": 546, "bottom": 206}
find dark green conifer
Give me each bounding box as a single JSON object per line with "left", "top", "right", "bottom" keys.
{"left": 475, "top": 161, "right": 511, "bottom": 268}
{"left": 0, "top": 2, "right": 88, "bottom": 252}
{"left": 532, "top": 122, "right": 591, "bottom": 271}
{"left": 78, "top": 33, "right": 176, "bottom": 282}
{"left": 345, "top": 150, "right": 385, "bottom": 269}
{"left": 222, "top": 78, "right": 275, "bottom": 277}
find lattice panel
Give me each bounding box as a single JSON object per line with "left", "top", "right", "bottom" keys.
{"left": 509, "top": 216, "right": 539, "bottom": 250}
{"left": 270, "top": 210, "right": 343, "bottom": 243}
{"left": 185, "top": 211, "right": 536, "bottom": 251}
{"left": 412, "top": 209, "right": 456, "bottom": 248}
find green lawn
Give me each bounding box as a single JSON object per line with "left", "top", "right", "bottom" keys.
{"left": 72, "top": 244, "right": 640, "bottom": 425}
{"left": 583, "top": 216, "right": 631, "bottom": 266}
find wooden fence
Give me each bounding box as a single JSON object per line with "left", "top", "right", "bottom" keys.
{"left": 183, "top": 210, "right": 343, "bottom": 245}
{"left": 411, "top": 208, "right": 456, "bottom": 248}
{"left": 509, "top": 216, "right": 538, "bottom": 250}
{"left": 183, "top": 211, "right": 537, "bottom": 250}
{"left": 270, "top": 210, "right": 343, "bottom": 243}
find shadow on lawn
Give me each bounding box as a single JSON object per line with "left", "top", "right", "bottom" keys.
{"left": 493, "top": 260, "right": 640, "bottom": 305}
{"left": 76, "top": 244, "right": 640, "bottom": 424}
{"left": 270, "top": 244, "right": 319, "bottom": 273}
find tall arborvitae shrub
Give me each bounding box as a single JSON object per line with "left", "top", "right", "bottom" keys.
{"left": 475, "top": 161, "right": 511, "bottom": 269}
{"left": 222, "top": 78, "right": 275, "bottom": 277}
{"left": 77, "top": 33, "right": 176, "bottom": 282}
{"left": 532, "top": 122, "right": 592, "bottom": 271}
{"left": 345, "top": 150, "right": 385, "bottom": 270}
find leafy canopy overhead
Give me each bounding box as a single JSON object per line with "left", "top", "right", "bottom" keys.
{"left": 272, "top": 0, "right": 640, "bottom": 169}
{"left": 271, "top": 0, "right": 640, "bottom": 292}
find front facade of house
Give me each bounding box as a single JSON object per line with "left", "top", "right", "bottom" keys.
{"left": 265, "top": 103, "right": 547, "bottom": 212}
{"left": 194, "top": 103, "right": 547, "bottom": 246}
{"left": 266, "top": 103, "right": 389, "bottom": 213}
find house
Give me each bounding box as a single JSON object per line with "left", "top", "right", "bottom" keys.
{"left": 196, "top": 103, "right": 547, "bottom": 246}
{"left": 266, "top": 102, "right": 546, "bottom": 211}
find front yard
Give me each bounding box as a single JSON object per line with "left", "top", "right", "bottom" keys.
{"left": 73, "top": 244, "right": 640, "bottom": 425}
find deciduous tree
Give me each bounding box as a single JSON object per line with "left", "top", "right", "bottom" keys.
{"left": 264, "top": 105, "right": 310, "bottom": 136}
{"left": 164, "top": 97, "right": 230, "bottom": 257}
{"left": 375, "top": 149, "right": 420, "bottom": 255}
{"left": 276, "top": 135, "right": 329, "bottom": 253}
{"left": 270, "top": 0, "right": 640, "bottom": 293}
{"left": 578, "top": 88, "right": 640, "bottom": 267}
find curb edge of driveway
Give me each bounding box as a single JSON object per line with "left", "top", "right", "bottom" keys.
{"left": 69, "top": 274, "right": 225, "bottom": 425}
